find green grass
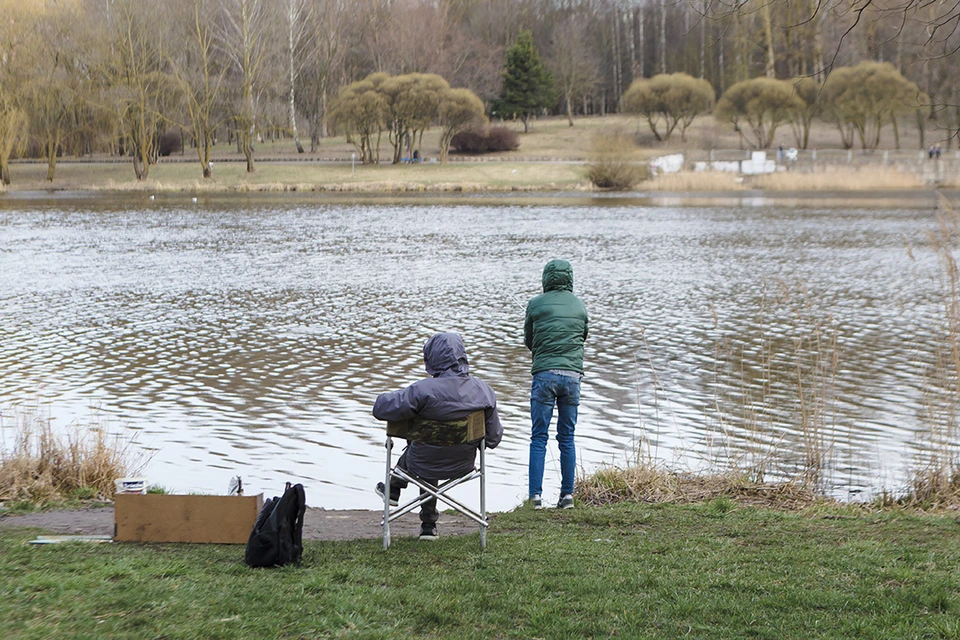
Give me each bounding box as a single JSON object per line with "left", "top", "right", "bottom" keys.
{"left": 0, "top": 495, "right": 111, "bottom": 516}
{"left": 3, "top": 502, "right": 960, "bottom": 638}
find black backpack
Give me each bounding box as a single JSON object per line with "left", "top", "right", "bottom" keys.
{"left": 244, "top": 482, "right": 306, "bottom": 568}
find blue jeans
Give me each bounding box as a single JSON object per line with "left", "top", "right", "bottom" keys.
{"left": 529, "top": 371, "right": 581, "bottom": 498}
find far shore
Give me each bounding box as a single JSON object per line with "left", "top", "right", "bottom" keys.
{"left": 2, "top": 158, "right": 958, "bottom": 204}
{"left": 2, "top": 115, "right": 957, "bottom": 199}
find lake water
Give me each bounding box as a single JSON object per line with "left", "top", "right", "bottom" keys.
{"left": 0, "top": 192, "right": 954, "bottom": 510}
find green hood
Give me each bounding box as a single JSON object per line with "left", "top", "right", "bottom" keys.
{"left": 541, "top": 259, "right": 573, "bottom": 292}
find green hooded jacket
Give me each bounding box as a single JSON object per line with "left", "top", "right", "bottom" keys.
{"left": 523, "top": 260, "right": 589, "bottom": 375}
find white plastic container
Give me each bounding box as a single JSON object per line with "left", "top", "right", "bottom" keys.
{"left": 114, "top": 477, "right": 147, "bottom": 494}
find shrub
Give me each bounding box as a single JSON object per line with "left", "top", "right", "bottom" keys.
{"left": 585, "top": 131, "right": 646, "bottom": 190}
{"left": 158, "top": 131, "right": 182, "bottom": 157}
{"left": 484, "top": 126, "right": 519, "bottom": 152}
{"left": 450, "top": 126, "right": 519, "bottom": 154}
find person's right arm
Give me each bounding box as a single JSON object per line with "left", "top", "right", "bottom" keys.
{"left": 372, "top": 385, "right": 424, "bottom": 422}
{"left": 524, "top": 303, "right": 534, "bottom": 350}
{"left": 484, "top": 403, "right": 503, "bottom": 450}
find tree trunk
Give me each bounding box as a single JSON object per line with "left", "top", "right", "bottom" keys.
{"left": 566, "top": 95, "right": 574, "bottom": 126}
{"left": 812, "top": 0, "right": 825, "bottom": 81}
{"left": 613, "top": 4, "right": 623, "bottom": 96}
{"left": 718, "top": 28, "right": 724, "bottom": 91}
{"left": 699, "top": 0, "right": 706, "bottom": 79}
{"left": 133, "top": 152, "right": 148, "bottom": 180}
{"left": 243, "top": 132, "right": 255, "bottom": 172}
{"left": 762, "top": 1, "right": 776, "bottom": 78}
{"left": 659, "top": 0, "right": 666, "bottom": 74}
{"left": 288, "top": 0, "right": 304, "bottom": 154}
{"left": 46, "top": 151, "right": 57, "bottom": 182}
{"left": 626, "top": 4, "right": 636, "bottom": 84}
{"left": 522, "top": 114, "right": 530, "bottom": 133}
{"left": 638, "top": 4, "right": 644, "bottom": 78}
{"left": 0, "top": 158, "right": 10, "bottom": 185}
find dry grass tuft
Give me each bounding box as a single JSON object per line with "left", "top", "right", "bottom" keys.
{"left": 0, "top": 404, "right": 145, "bottom": 504}
{"left": 578, "top": 462, "right": 822, "bottom": 510}
{"left": 643, "top": 171, "right": 747, "bottom": 191}
{"left": 753, "top": 167, "right": 925, "bottom": 191}
{"left": 585, "top": 129, "right": 648, "bottom": 190}
{"left": 902, "top": 464, "right": 960, "bottom": 509}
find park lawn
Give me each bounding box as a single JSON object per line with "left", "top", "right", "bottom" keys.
{"left": 2, "top": 501, "right": 959, "bottom": 639}
{"left": 4, "top": 158, "right": 592, "bottom": 193}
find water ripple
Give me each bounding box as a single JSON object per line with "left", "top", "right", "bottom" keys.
{"left": 0, "top": 200, "right": 947, "bottom": 508}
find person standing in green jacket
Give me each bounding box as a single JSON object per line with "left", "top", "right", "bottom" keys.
{"left": 524, "top": 259, "right": 589, "bottom": 509}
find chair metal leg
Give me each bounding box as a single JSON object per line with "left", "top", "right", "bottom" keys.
{"left": 480, "top": 440, "right": 487, "bottom": 550}
{"left": 388, "top": 469, "right": 487, "bottom": 526}
{"left": 383, "top": 436, "right": 393, "bottom": 550}
{"left": 381, "top": 432, "right": 489, "bottom": 551}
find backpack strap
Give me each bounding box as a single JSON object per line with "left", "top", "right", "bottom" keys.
{"left": 291, "top": 484, "right": 306, "bottom": 563}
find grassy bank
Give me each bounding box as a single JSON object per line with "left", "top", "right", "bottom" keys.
{"left": 2, "top": 502, "right": 959, "bottom": 638}
{"left": 3, "top": 159, "right": 593, "bottom": 193}
{"left": 2, "top": 114, "right": 955, "bottom": 193}
{"left": 4, "top": 157, "right": 952, "bottom": 195}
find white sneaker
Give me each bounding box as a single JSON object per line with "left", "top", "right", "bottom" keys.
{"left": 558, "top": 494, "right": 574, "bottom": 509}
{"left": 532, "top": 494, "right": 543, "bottom": 510}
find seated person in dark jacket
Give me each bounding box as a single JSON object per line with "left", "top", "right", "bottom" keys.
{"left": 374, "top": 332, "right": 503, "bottom": 540}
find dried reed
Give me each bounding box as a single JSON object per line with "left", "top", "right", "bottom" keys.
{"left": 753, "top": 167, "right": 925, "bottom": 191}
{"left": 0, "top": 403, "right": 146, "bottom": 504}
{"left": 580, "top": 278, "right": 840, "bottom": 510}
{"left": 902, "top": 196, "right": 960, "bottom": 508}
{"left": 644, "top": 171, "right": 746, "bottom": 191}
{"left": 705, "top": 279, "right": 839, "bottom": 492}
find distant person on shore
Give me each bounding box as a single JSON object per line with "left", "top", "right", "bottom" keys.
{"left": 524, "top": 259, "right": 589, "bottom": 510}
{"left": 373, "top": 332, "right": 502, "bottom": 540}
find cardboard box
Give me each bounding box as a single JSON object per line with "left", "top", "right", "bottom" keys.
{"left": 114, "top": 493, "right": 263, "bottom": 544}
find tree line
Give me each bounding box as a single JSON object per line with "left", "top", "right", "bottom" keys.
{"left": 0, "top": 0, "right": 956, "bottom": 184}
{"left": 622, "top": 61, "right": 931, "bottom": 151}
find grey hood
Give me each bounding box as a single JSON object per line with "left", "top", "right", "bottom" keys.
{"left": 423, "top": 332, "right": 469, "bottom": 377}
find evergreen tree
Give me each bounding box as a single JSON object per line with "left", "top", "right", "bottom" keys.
{"left": 493, "top": 30, "right": 555, "bottom": 133}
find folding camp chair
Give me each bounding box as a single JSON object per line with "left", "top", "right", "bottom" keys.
{"left": 381, "top": 410, "right": 487, "bottom": 550}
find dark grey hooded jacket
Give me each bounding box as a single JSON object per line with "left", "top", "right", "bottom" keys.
{"left": 373, "top": 332, "right": 503, "bottom": 479}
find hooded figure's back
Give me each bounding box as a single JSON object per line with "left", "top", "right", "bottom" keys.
{"left": 373, "top": 332, "right": 503, "bottom": 479}
{"left": 524, "top": 260, "right": 589, "bottom": 375}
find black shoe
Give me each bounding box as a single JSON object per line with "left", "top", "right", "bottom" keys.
{"left": 419, "top": 524, "right": 439, "bottom": 541}
{"left": 376, "top": 482, "right": 400, "bottom": 506}
{"left": 557, "top": 494, "right": 574, "bottom": 509}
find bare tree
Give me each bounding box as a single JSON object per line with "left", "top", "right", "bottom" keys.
{"left": 82, "top": 0, "right": 175, "bottom": 180}
{"left": 301, "top": 0, "right": 355, "bottom": 150}
{"left": 169, "top": 0, "right": 231, "bottom": 178}
{"left": 286, "top": 0, "right": 308, "bottom": 153}
{"left": 0, "top": 0, "right": 34, "bottom": 185}
{"left": 549, "top": 17, "right": 599, "bottom": 126}
{"left": 217, "top": 0, "right": 272, "bottom": 172}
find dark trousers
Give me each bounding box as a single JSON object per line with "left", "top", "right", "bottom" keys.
{"left": 390, "top": 451, "right": 439, "bottom": 525}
